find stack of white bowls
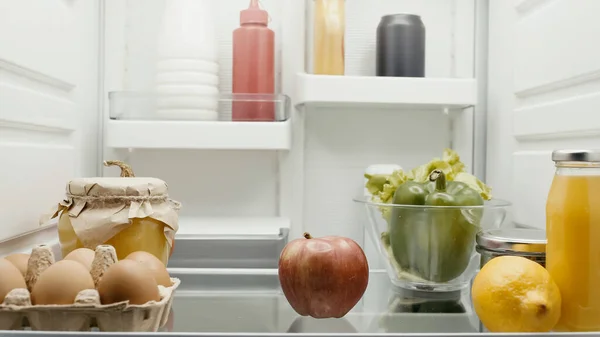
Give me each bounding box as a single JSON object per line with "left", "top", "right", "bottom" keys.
{"left": 155, "top": 0, "right": 220, "bottom": 121}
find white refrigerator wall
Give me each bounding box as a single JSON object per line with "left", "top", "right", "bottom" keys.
{"left": 0, "top": 0, "right": 100, "bottom": 241}
{"left": 102, "top": 0, "right": 478, "bottom": 249}
{"left": 486, "top": 0, "right": 600, "bottom": 230}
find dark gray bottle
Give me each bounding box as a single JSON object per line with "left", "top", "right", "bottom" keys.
{"left": 376, "top": 14, "right": 426, "bottom": 77}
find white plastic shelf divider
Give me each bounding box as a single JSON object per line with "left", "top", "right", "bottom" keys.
{"left": 176, "top": 216, "right": 290, "bottom": 236}
{"left": 105, "top": 120, "right": 292, "bottom": 150}
{"left": 296, "top": 73, "right": 477, "bottom": 109}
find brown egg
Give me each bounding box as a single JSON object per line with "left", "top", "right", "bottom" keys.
{"left": 97, "top": 260, "right": 160, "bottom": 305}
{"left": 125, "top": 251, "right": 172, "bottom": 287}
{"left": 31, "top": 260, "right": 95, "bottom": 305}
{"left": 0, "top": 258, "right": 27, "bottom": 302}
{"left": 63, "top": 248, "right": 95, "bottom": 270}
{"left": 4, "top": 253, "right": 30, "bottom": 277}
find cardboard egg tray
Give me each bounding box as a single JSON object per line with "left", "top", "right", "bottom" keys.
{"left": 0, "top": 244, "right": 180, "bottom": 332}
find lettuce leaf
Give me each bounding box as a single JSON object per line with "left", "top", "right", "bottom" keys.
{"left": 364, "top": 149, "right": 492, "bottom": 206}
{"left": 454, "top": 172, "right": 492, "bottom": 200}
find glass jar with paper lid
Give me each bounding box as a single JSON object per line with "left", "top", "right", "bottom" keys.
{"left": 43, "top": 161, "right": 180, "bottom": 265}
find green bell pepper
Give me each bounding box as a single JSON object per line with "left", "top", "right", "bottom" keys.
{"left": 388, "top": 169, "right": 484, "bottom": 283}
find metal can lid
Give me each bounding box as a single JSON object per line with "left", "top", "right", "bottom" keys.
{"left": 552, "top": 149, "right": 600, "bottom": 162}
{"left": 380, "top": 13, "right": 422, "bottom": 21}
{"left": 476, "top": 228, "right": 546, "bottom": 254}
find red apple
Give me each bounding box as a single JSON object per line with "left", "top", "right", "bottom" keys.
{"left": 278, "top": 232, "right": 369, "bottom": 319}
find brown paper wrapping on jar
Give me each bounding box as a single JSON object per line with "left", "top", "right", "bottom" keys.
{"left": 40, "top": 161, "right": 180, "bottom": 254}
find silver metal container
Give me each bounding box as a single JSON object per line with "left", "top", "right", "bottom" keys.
{"left": 476, "top": 228, "right": 546, "bottom": 268}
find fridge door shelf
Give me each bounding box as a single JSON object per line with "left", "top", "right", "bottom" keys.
{"left": 105, "top": 119, "right": 292, "bottom": 150}
{"left": 169, "top": 218, "right": 289, "bottom": 269}
{"left": 295, "top": 73, "right": 477, "bottom": 111}
{"left": 0, "top": 218, "right": 289, "bottom": 271}
{"left": 169, "top": 268, "right": 281, "bottom": 293}
{"left": 166, "top": 229, "right": 283, "bottom": 294}
{"left": 105, "top": 92, "right": 291, "bottom": 150}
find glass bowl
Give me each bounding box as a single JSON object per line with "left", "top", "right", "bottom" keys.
{"left": 354, "top": 197, "right": 511, "bottom": 292}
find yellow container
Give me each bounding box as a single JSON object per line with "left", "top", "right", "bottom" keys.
{"left": 547, "top": 150, "right": 600, "bottom": 332}
{"left": 44, "top": 161, "right": 180, "bottom": 264}
{"left": 313, "top": 0, "right": 345, "bottom": 75}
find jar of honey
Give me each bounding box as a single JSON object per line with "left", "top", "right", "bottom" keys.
{"left": 547, "top": 149, "right": 600, "bottom": 331}
{"left": 44, "top": 161, "right": 180, "bottom": 265}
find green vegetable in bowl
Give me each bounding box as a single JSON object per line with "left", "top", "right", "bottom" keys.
{"left": 363, "top": 149, "right": 492, "bottom": 283}
{"left": 389, "top": 169, "right": 484, "bottom": 282}
{"left": 364, "top": 149, "right": 492, "bottom": 222}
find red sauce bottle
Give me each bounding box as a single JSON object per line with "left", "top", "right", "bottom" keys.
{"left": 232, "top": 0, "right": 275, "bottom": 121}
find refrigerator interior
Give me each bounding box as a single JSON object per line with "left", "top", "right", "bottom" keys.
{"left": 3, "top": 0, "right": 600, "bottom": 334}
{"left": 3, "top": 0, "right": 596, "bottom": 260}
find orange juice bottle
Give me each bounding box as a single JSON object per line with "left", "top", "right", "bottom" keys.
{"left": 547, "top": 149, "right": 600, "bottom": 331}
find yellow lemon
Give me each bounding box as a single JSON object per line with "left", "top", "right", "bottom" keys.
{"left": 472, "top": 256, "right": 561, "bottom": 333}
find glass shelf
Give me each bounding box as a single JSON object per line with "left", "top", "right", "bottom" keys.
{"left": 105, "top": 92, "right": 292, "bottom": 150}
{"left": 109, "top": 92, "right": 290, "bottom": 122}
{"left": 163, "top": 270, "right": 478, "bottom": 334}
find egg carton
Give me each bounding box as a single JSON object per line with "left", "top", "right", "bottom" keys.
{"left": 0, "top": 244, "right": 180, "bottom": 332}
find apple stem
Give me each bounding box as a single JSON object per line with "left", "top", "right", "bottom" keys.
{"left": 303, "top": 232, "right": 313, "bottom": 239}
